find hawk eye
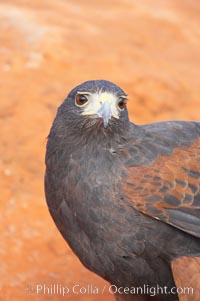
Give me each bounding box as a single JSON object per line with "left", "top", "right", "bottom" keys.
{"left": 75, "top": 94, "right": 89, "bottom": 107}
{"left": 118, "top": 97, "right": 127, "bottom": 111}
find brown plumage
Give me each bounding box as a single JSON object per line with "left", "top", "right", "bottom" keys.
{"left": 123, "top": 139, "right": 200, "bottom": 237}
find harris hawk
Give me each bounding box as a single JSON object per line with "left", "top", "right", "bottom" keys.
{"left": 45, "top": 80, "right": 200, "bottom": 301}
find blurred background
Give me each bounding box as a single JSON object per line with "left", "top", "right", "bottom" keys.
{"left": 0, "top": 0, "right": 200, "bottom": 300}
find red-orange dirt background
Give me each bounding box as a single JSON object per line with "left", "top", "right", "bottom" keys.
{"left": 0, "top": 1, "right": 200, "bottom": 300}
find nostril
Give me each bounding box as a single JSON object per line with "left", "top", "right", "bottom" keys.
{"left": 110, "top": 148, "right": 117, "bottom": 154}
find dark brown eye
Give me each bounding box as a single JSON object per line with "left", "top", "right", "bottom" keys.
{"left": 75, "top": 94, "right": 88, "bottom": 106}
{"left": 118, "top": 97, "right": 127, "bottom": 111}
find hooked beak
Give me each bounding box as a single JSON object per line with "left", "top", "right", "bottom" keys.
{"left": 96, "top": 100, "right": 112, "bottom": 128}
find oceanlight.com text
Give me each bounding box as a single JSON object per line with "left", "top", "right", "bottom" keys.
{"left": 25, "top": 283, "right": 194, "bottom": 297}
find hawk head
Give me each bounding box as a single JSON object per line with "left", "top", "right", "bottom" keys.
{"left": 59, "top": 80, "right": 129, "bottom": 130}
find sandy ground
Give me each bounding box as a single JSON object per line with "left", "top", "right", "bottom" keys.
{"left": 0, "top": 0, "right": 200, "bottom": 300}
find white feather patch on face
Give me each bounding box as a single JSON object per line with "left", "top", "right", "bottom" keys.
{"left": 81, "top": 92, "right": 120, "bottom": 118}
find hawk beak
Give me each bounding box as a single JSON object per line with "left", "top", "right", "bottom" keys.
{"left": 97, "top": 100, "right": 112, "bottom": 128}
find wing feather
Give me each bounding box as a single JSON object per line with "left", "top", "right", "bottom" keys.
{"left": 121, "top": 121, "right": 200, "bottom": 238}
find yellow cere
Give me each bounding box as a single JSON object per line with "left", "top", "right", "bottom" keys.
{"left": 81, "top": 92, "right": 119, "bottom": 119}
